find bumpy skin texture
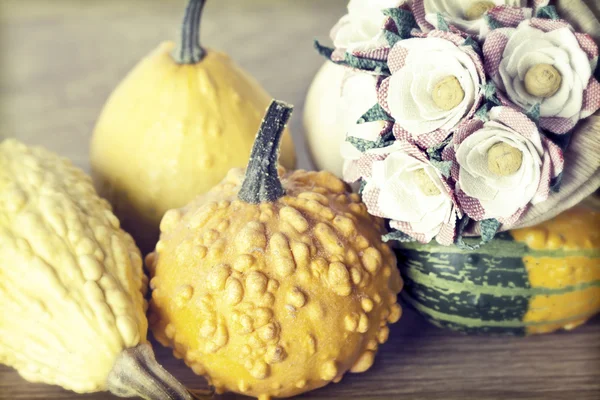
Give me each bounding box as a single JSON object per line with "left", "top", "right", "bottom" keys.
{"left": 148, "top": 167, "right": 403, "bottom": 400}
{"left": 0, "top": 140, "right": 148, "bottom": 393}
{"left": 90, "top": 42, "right": 296, "bottom": 253}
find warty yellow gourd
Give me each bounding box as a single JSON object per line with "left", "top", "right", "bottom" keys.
{"left": 147, "top": 101, "right": 403, "bottom": 400}
{"left": 0, "top": 139, "right": 204, "bottom": 399}
{"left": 90, "top": 0, "right": 296, "bottom": 253}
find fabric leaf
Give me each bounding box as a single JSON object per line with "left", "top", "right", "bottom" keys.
{"left": 358, "top": 103, "right": 394, "bottom": 124}
{"left": 383, "top": 8, "right": 418, "bottom": 39}
{"left": 347, "top": 136, "right": 394, "bottom": 152}
{"left": 550, "top": 172, "right": 563, "bottom": 192}
{"left": 430, "top": 160, "right": 452, "bottom": 178}
{"left": 480, "top": 82, "right": 502, "bottom": 105}
{"left": 382, "top": 230, "right": 415, "bottom": 243}
{"left": 536, "top": 5, "right": 560, "bottom": 20}
{"left": 543, "top": 130, "right": 573, "bottom": 150}
{"left": 484, "top": 14, "right": 502, "bottom": 30}
{"left": 314, "top": 40, "right": 335, "bottom": 59}
{"left": 344, "top": 52, "right": 391, "bottom": 75}
{"left": 384, "top": 30, "right": 402, "bottom": 47}
{"left": 426, "top": 137, "right": 452, "bottom": 161}
{"left": 436, "top": 13, "right": 450, "bottom": 31}
{"left": 526, "top": 103, "right": 541, "bottom": 123}
{"left": 474, "top": 103, "right": 491, "bottom": 121}
{"left": 358, "top": 179, "right": 367, "bottom": 196}
{"left": 455, "top": 217, "right": 501, "bottom": 250}
{"left": 462, "top": 36, "right": 482, "bottom": 56}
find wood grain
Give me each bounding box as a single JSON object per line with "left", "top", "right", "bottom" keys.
{"left": 0, "top": 1, "right": 599, "bottom": 399}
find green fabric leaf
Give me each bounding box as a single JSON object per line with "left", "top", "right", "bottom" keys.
{"left": 480, "top": 82, "right": 501, "bottom": 105}
{"left": 314, "top": 39, "right": 335, "bottom": 59}
{"left": 357, "top": 103, "right": 394, "bottom": 124}
{"left": 455, "top": 217, "right": 501, "bottom": 250}
{"left": 383, "top": 8, "right": 418, "bottom": 39}
{"left": 436, "top": 13, "right": 450, "bottom": 31}
{"left": 543, "top": 130, "right": 573, "bottom": 150}
{"left": 474, "top": 103, "right": 490, "bottom": 121}
{"left": 358, "top": 179, "right": 367, "bottom": 196}
{"left": 550, "top": 172, "right": 563, "bottom": 193}
{"left": 462, "top": 36, "right": 482, "bottom": 55}
{"left": 430, "top": 160, "right": 452, "bottom": 178}
{"left": 382, "top": 230, "right": 414, "bottom": 243}
{"left": 347, "top": 136, "right": 394, "bottom": 152}
{"left": 526, "top": 103, "right": 541, "bottom": 123}
{"left": 426, "top": 137, "right": 451, "bottom": 161}
{"left": 536, "top": 5, "right": 560, "bottom": 20}
{"left": 484, "top": 14, "right": 502, "bottom": 30}
{"left": 344, "top": 52, "right": 391, "bottom": 75}
{"left": 384, "top": 30, "right": 402, "bottom": 47}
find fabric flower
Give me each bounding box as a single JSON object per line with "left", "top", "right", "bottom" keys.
{"left": 331, "top": 0, "right": 406, "bottom": 51}
{"left": 379, "top": 32, "right": 485, "bottom": 147}
{"left": 448, "top": 106, "right": 564, "bottom": 225}
{"left": 360, "top": 141, "right": 460, "bottom": 244}
{"left": 413, "top": 0, "right": 527, "bottom": 37}
{"left": 483, "top": 19, "right": 600, "bottom": 134}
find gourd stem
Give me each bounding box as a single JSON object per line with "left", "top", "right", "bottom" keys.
{"left": 238, "top": 100, "right": 293, "bottom": 204}
{"left": 107, "top": 343, "right": 213, "bottom": 400}
{"left": 174, "top": 0, "right": 207, "bottom": 64}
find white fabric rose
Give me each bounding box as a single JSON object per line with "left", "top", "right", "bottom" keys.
{"left": 422, "top": 0, "right": 526, "bottom": 37}
{"left": 362, "top": 141, "right": 456, "bottom": 243}
{"left": 455, "top": 108, "right": 545, "bottom": 219}
{"left": 386, "top": 37, "right": 481, "bottom": 142}
{"left": 491, "top": 21, "right": 592, "bottom": 121}
{"left": 331, "top": 0, "right": 405, "bottom": 51}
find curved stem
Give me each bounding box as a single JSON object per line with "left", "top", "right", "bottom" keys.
{"left": 238, "top": 100, "right": 293, "bottom": 204}
{"left": 174, "top": 0, "right": 207, "bottom": 64}
{"left": 107, "top": 343, "right": 213, "bottom": 400}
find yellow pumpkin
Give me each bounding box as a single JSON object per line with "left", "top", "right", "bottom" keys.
{"left": 147, "top": 101, "right": 403, "bottom": 400}
{"left": 0, "top": 139, "right": 197, "bottom": 399}
{"left": 90, "top": 0, "right": 296, "bottom": 253}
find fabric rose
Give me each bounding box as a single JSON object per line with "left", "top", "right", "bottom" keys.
{"left": 360, "top": 141, "right": 460, "bottom": 245}
{"left": 483, "top": 19, "right": 600, "bottom": 134}
{"left": 379, "top": 32, "right": 485, "bottom": 147}
{"left": 412, "top": 0, "right": 528, "bottom": 37}
{"left": 331, "top": 0, "right": 406, "bottom": 51}
{"left": 447, "top": 106, "right": 564, "bottom": 225}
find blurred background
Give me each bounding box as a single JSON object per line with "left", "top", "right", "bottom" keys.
{"left": 0, "top": 0, "right": 347, "bottom": 169}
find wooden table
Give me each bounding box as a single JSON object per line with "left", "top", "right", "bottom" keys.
{"left": 0, "top": 1, "right": 599, "bottom": 399}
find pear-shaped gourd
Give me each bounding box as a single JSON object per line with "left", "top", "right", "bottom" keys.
{"left": 0, "top": 140, "right": 205, "bottom": 399}
{"left": 146, "top": 101, "right": 403, "bottom": 400}
{"left": 90, "top": 0, "right": 296, "bottom": 253}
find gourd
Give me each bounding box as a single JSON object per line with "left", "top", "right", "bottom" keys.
{"left": 396, "top": 205, "right": 600, "bottom": 335}
{"left": 147, "top": 100, "right": 403, "bottom": 400}
{"left": 0, "top": 139, "right": 200, "bottom": 399}
{"left": 90, "top": 0, "right": 296, "bottom": 253}
{"left": 303, "top": 61, "right": 348, "bottom": 177}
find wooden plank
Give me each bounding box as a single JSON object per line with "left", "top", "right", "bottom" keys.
{"left": 0, "top": 1, "right": 599, "bottom": 399}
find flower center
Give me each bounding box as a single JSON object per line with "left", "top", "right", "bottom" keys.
{"left": 524, "top": 63, "right": 562, "bottom": 98}
{"left": 464, "top": 1, "right": 496, "bottom": 21}
{"left": 487, "top": 142, "right": 523, "bottom": 176}
{"left": 414, "top": 169, "right": 441, "bottom": 196}
{"left": 432, "top": 76, "right": 465, "bottom": 111}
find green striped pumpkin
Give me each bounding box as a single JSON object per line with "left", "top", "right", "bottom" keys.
{"left": 396, "top": 206, "right": 600, "bottom": 335}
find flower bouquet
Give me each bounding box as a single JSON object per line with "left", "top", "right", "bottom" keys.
{"left": 315, "top": 0, "right": 600, "bottom": 248}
